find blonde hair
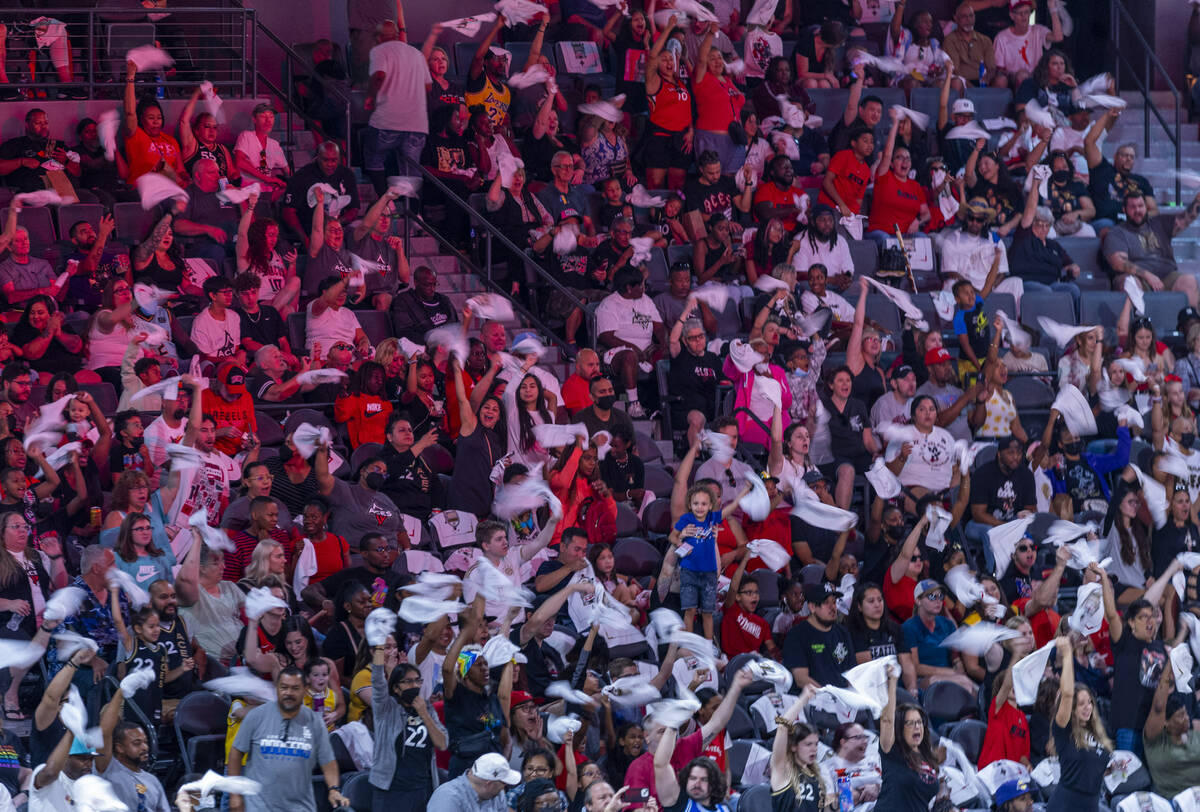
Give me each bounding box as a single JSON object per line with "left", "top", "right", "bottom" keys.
{"left": 243, "top": 539, "right": 283, "bottom": 585}
{"left": 1067, "top": 684, "right": 1113, "bottom": 753}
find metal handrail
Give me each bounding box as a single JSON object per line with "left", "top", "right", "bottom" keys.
{"left": 1110, "top": 0, "right": 1182, "bottom": 204}
{"left": 242, "top": 15, "right": 354, "bottom": 164}
{"left": 0, "top": 6, "right": 254, "bottom": 97}
{"left": 414, "top": 164, "right": 598, "bottom": 349}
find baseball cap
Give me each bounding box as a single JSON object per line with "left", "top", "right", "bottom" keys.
{"left": 894, "top": 364, "right": 915, "bottom": 380}
{"left": 804, "top": 580, "right": 837, "bottom": 604}
{"left": 69, "top": 737, "right": 98, "bottom": 756}
{"left": 558, "top": 207, "right": 582, "bottom": 223}
{"left": 760, "top": 469, "right": 780, "bottom": 483}
{"left": 473, "top": 752, "right": 522, "bottom": 785}
{"left": 218, "top": 363, "right": 247, "bottom": 394}
{"left": 914, "top": 579, "right": 942, "bottom": 602}
{"left": 951, "top": 99, "right": 975, "bottom": 116}
{"left": 802, "top": 469, "right": 827, "bottom": 485}
{"left": 994, "top": 779, "right": 1034, "bottom": 806}
{"left": 510, "top": 690, "right": 535, "bottom": 708}
{"left": 252, "top": 102, "right": 278, "bottom": 116}
{"left": 924, "top": 347, "right": 953, "bottom": 367}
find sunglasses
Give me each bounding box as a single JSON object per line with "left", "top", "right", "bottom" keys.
{"left": 923, "top": 592, "right": 943, "bottom": 601}
{"left": 1016, "top": 544, "right": 1033, "bottom": 553}
{"left": 966, "top": 214, "right": 988, "bottom": 223}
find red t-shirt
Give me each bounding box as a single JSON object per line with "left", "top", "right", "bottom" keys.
{"left": 201, "top": 389, "right": 258, "bottom": 456}
{"left": 334, "top": 393, "right": 393, "bottom": 448}
{"left": 978, "top": 697, "right": 1030, "bottom": 767}
{"left": 561, "top": 374, "right": 593, "bottom": 414}
{"left": 700, "top": 731, "right": 731, "bottom": 770}
{"left": 1013, "top": 597, "right": 1062, "bottom": 648}
{"left": 721, "top": 605, "right": 769, "bottom": 657}
{"left": 730, "top": 507, "right": 792, "bottom": 576}
{"left": 124, "top": 127, "right": 183, "bottom": 185}
{"left": 818, "top": 149, "right": 871, "bottom": 214}
{"left": 754, "top": 182, "right": 809, "bottom": 232}
{"left": 309, "top": 533, "right": 348, "bottom": 584}
{"left": 883, "top": 571, "right": 917, "bottom": 622}
{"left": 694, "top": 72, "right": 745, "bottom": 132}
{"left": 625, "top": 728, "right": 703, "bottom": 804}
{"left": 867, "top": 172, "right": 925, "bottom": 234}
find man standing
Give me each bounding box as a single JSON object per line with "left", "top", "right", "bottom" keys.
{"left": 427, "top": 752, "right": 520, "bottom": 812}
{"left": 228, "top": 666, "right": 349, "bottom": 812}
{"left": 364, "top": 20, "right": 432, "bottom": 193}
{"left": 1104, "top": 190, "right": 1200, "bottom": 307}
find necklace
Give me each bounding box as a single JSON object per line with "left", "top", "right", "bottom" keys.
{"left": 244, "top": 308, "right": 263, "bottom": 324}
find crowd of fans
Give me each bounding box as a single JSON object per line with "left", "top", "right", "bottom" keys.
{"left": 0, "top": 0, "right": 1196, "bottom": 811}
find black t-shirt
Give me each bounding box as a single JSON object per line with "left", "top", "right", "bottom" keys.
{"left": 10, "top": 321, "right": 82, "bottom": 373}
{"left": 0, "top": 136, "right": 50, "bottom": 193}
{"left": 65, "top": 249, "right": 129, "bottom": 311}
{"left": 938, "top": 124, "right": 976, "bottom": 177}
{"left": 444, "top": 685, "right": 504, "bottom": 744}
{"left": 969, "top": 179, "right": 1021, "bottom": 227}
{"left": 379, "top": 444, "right": 436, "bottom": 521}
{"left": 600, "top": 453, "right": 644, "bottom": 496}
{"left": 245, "top": 371, "right": 303, "bottom": 404}
{"left": 998, "top": 566, "right": 1033, "bottom": 604}
{"left": 1151, "top": 520, "right": 1199, "bottom": 578}
{"left": 588, "top": 239, "right": 630, "bottom": 286}
{"left": 181, "top": 189, "right": 239, "bottom": 234}
{"left": 1110, "top": 631, "right": 1167, "bottom": 731}
{"left": 850, "top": 623, "right": 904, "bottom": 659}
{"left": 108, "top": 438, "right": 147, "bottom": 481}
{"left": 824, "top": 396, "right": 871, "bottom": 462}
{"left": 876, "top": 739, "right": 939, "bottom": 812}
{"left": 513, "top": 631, "right": 566, "bottom": 697}
{"left": 0, "top": 728, "right": 24, "bottom": 798}
{"left": 321, "top": 620, "right": 364, "bottom": 678}
{"left": 683, "top": 176, "right": 739, "bottom": 220}
{"left": 390, "top": 290, "right": 457, "bottom": 343}
{"left": 970, "top": 459, "right": 1036, "bottom": 523}
{"left": 237, "top": 304, "right": 287, "bottom": 351}
{"left": 390, "top": 708, "right": 437, "bottom": 791}
{"left": 667, "top": 350, "right": 724, "bottom": 416}
{"left": 1008, "top": 227, "right": 1071, "bottom": 285}
{"left": 320, "top": 566, "right": 405, "bottom": 611}
{"left": 1059, "top": 456, "right": 1104, "bottom": 512}
{"left": 1088, "top": 158, "right": 1154, "bottom": 222}
{"left": 554, "top": 246, "right": 603, "bottom": 291}
{"left": 782, "top": 620, "right": 854, "bottom": 687}
{"left": 423, "top": 130, "right": 473, "bottom": 177}
{"left": 282, "top": 163, "right": 359, "bottom": 235}
{"left": 1047, "top": 179, "right": 1090, "bottom": 220}
{"left": 1051, "top": 720, "right": 1108, "bottom": 799}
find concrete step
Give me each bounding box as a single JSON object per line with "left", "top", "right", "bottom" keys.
{"left": 438, "top": 274, "right": 488, "bottom": 294}
{"left": 410, "top": 255, "right": 459, "bottom": 275}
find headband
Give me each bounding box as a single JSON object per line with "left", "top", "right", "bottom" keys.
{"left": 458, "top": 649, "right": 481, "bottom": 678}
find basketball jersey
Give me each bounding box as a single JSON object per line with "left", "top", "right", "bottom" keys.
{"left": 123, "top": 639, "right": 166, "bottom": 724}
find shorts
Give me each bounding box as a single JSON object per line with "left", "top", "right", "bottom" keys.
{"left": 679, "top": 567, "right": 718, "bottom": 613}
{"left": 643, "top": 124, "right": 693, "bottom": 171}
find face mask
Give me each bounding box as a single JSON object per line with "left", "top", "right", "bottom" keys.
{"left": 595, "top": 394, "right": 618, "bottom": 410}
{"left": 931, "top": 169, "right": 947, "bottom": 188}
{"left": 1062, "top": 440, "right": 1083, "bottom": 455}
{"left": 885, "top": 524, "right": 906, "bottom": 541}
{"left": 792, "top": 368, "right": 809, "bottom": 378}
{"left": 365, "top": 472, "right": 385, "bottom": 490}
{"left": 1051, "top": 169, "right": 1072, "bottom": 185}
{"left": 1182, "top": 433, "right": 1196, "bottom": 448}
{"left": 398, "top": 687, "right": 420, "bottom": 705}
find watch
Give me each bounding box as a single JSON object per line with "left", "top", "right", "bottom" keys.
{"left": 327, "top": 785, "right": 342, "bottom": 793}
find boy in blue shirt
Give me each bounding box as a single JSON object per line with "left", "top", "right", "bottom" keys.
{"left": 951, "top": 247, "right": 1003, "bottom": 381}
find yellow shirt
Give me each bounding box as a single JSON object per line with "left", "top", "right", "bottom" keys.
{"left": 348, "top": 667, "right": 371, "bottom": 723}
{"left": 304, "top": 688, "right": 338, "bottom": 730}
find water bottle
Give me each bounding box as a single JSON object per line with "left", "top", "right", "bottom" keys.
{"left": 5, "top": 613, "right": 22, "bottom": 632}
{"left": 155, "top": 73, "right": 165, "bottom": 99}
{"left": 978, "top": 60, "right": 987, "bottom": 87}
{"left": 837, "top": 772, "right": 853, "bottom": 812}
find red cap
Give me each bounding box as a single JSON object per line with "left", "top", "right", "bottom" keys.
{"left": 217, "top": 362, "right": 247, "bottom": 394}
{"left": 924, "top": 347, "right": 952, "bottom": 367}
{"left": 510, "top": 690, "right": 535, "bottom": 707}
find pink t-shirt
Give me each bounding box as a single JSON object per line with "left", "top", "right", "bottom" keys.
{"left": 993, "top": 25, "right": 1051, "bottom": 74}
{"left": 624, "top": 729, "right": 704, "bottom": 806}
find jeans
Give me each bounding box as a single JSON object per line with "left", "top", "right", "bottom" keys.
{"left": 1022, "top": 280, "right": 1081, "bottom": 314}
{"left": 964, "top": 520, "right": 995, "bottom": 573}
{"left": 363, "top": 127, "right": 425, "bottom": 175}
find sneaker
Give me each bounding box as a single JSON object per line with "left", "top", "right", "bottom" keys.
{"left": 627, "top": 401, "right": 647, "bottom": 419}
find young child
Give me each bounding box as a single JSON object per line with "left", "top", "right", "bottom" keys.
{"left": 596, "top": 178, "right": 633, "bottom": 233}
{"left": 113, "top": 598, "right": 193, "bottom": 726}
{"left": 303, "top": 657, "right": 345, "bottom": 731}
{"left": 109, "top": 410, "right": 151, "bottom": 485}
{"left": 649, "top": 193, "right": 688, "bottom": 246}
{"left": 771, "top": 579, "right": 807, "bottom": 641}
{"left": 950, "top": 248, "right": 1001, "bottom": 381}
{"left": 65, "top": 396, "right": 100, "bottom": 444}
{"left": 669, "top": 482, "right": 750, "bottom": 639}
{"left": 720, "top": 553, "right": 777, "bottom": 659}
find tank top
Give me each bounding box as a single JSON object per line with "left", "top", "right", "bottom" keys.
{"left": 771, "top": 771, "right": 823, "bottom": 812}
{"left": 133, "top": 308, "right": 179, "bottom": 360}
{"left": 88, "top": 312, "right": 136, "bottom": 369}
{"left": 850, "top": 364, "right": 886, "bottom": 407}
{"left": 123, "top": 638, "right": 166, "bottom": 724}
{"left": 252, "top": 252, "right": 288, "bottom": 302}
{"left": 309, "top": 533, "right": 347, "bottom": 583}
{"left": 648, "top": 78, "right": 692, "bottom": 132}
{"left": 159, "top": 616, "right": 195, "bottom": 699}
{"left": 463, "top": 76, "right": 512, "bottom": 128}
{"left": 184, "top": 143, "right": 230, "bottom": 179}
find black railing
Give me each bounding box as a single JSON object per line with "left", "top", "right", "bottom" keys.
{"left": 0, "top": 6, "right": 254, "bottom": 98}
{"left": 413, "top": 164, "right": 598, "bottom": 349}
{"left": 1111, "top": 0, "right": 1182, "bottom": 204}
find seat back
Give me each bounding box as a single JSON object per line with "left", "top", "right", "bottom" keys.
{"left": 1080, "top": 291, "right": 1127, "bottom": 342}
{"left": 254, "top": 411, "right": 285, "bottom": 446}
{"left": 1, "top": 206, "right": 55, "bottom": 249}
{"left": 848, "top": 239, "right": 878, "bottom": 277}
{"left": 1143, "top": 291, "right": 1188, "bottom": 340}
{"left": 56, "top": 203, "right": 105, "bottom": 241}
{"left": 287, "top": 312, "right": 308, "bottom": 355}
{"left": 965, "top": 86, "right": 1014, "bottom": 121}
{"left": 738, "top": 783, "right": 773, "bottom": 812}
{"left": 921, "top": 680, "right": 976, "bottom": 724}
{"left": 1020, "top": 291, "right": 1075, "bottom": 338}
{"left": 356, "top": 309, "right": 391, "bottom": 346}
{"left": 805, "top": 89, "right": 851, "bottom": 133}
{"left": 612, "top": 537, "right": 662, "bottom": 577}
{"left": 749, "top": 568, "right": 780, "bottom": 607}
{"left": 948, "top": 718, "right": 988, "bottom": 763}
{"left": 113, "top": 201, "right": 159, "bottom": 244}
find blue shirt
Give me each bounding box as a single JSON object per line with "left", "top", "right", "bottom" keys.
{"left": 674, "top": 509, "right": 722, "bottom": 573}
{"left": 901, "top": 614, "right": 957, "bottom": 668}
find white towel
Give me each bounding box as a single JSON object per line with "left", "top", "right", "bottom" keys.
{"left": 791, "top": 495, "right": 858, "bottom": 532}
{"left": 467, "top": 293, "right": 516, "bottom": 322}
{"left": 945, "top": 564, "right": 984, "bottom": 606}
{"left": 397, "top": 596, "right": 466, "bottom": 623}
{"left": 179, "top": 772, "right": 262, "bottom": 808}
{"left": 244, "top": 586, "right": 288, "bottom": 620}
{"left": 14, "top": 190, "right": 64, "bottom": 207}
{"left": 602, "top": 676, "right": 661, "bottom": 707}
{"left": 989, "top": 515, "right": 1035, "bottom": 577}
{"left": 865, "top": 457, "right": 901, "bottom": 499}
{"left": 547, "top": 714, "right": 583, "bottom": 743}
{"left": 1114, "top": 356, "right": 1148, "bottom": 383}
{"left": 728, "top": 339, "right": 765, "bottom": 373}
{"left": 946, "top": 122, "right": 991, "bottom": 142}
{"left": 891, "top": 105, "right": 930, "bottom": 131}
{"left": 863, "top": 277, "right": 924, "bottom": 321}
{"left": 1024, "top": 100, "right": 1056, "bottom": 131}
{"left": 745, "top": 0, "right": 781, "bottom": 26}
{"left": 98, "top": 110, "right": 120, "bottom": 162}
{"left": 747, "top": 538, "right": 789, "bottom": 571}
{"left": 438, "top": 13, "right": 498, "bottom": 38}
{"left": 742, "top": 474, "right": 772, "bottom": 521}
{"left": 532, "top": 422, "right": 589, "bottom": 449}
{"left": 495, "top": 0, "right": 549, "bottom": 26}
{"left": 1051, "top": 384, "right": 1098, "bottom": 437}
{"left": 843, "top": 656, "right": 898, "bottom": 711}
{"left": 578, "top": 97, "right": 626, "bottom": 124}
{"left": 1131, "top": 464, "right": 1168, "bottom": 528}
{"left": 940, "top": 621, "right": 1020, "bottom": 655}
{"left": 507, "top": 65, "right": 552, "bottom": 89}
{"left": 126, "top": 45, "right": 174, "bottom": 71}
{"left": 204, "top": 667, "right": 279, "bottom": 703}
{"left": 997, "top": 311, "right": 1032, "bottom": 350}
{"left": 136, "top": 173, "right": 188, "bottom": 210}
{"left": 1011, "top": 640, "right": 1056, "bottom": 706}
{"left": 426, "top": 325, "right": 469, "bottom": 364}
{"left": 628, "top": 185, "right": 666, "bottom": 208}
{"left": 1037, "top": 317, "right": 1097, "bottom": 348}
{"left": 925, "top": 504, "right": 953, "bottom": 551}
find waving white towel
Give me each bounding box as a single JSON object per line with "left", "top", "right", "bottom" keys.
{"left": 244, "top": 586, "right": 288, "bottom": 620}
{"left": 1024, "top": 100, "right": 1057, "bottom": 131}
{"left": 699, "top": 429, "right": 736, "bottom": 463}
{"left": 105, "top": 567, "right": 150, "bottom": 608}
{"left": 796, "top": 309, "right": 831, "bottom": 339}
{"left": 547, "top": 714, "right": 583, "bottom": 743}
{"left": 810, "top": 685, "right": 881, "bottom": 723}
{"left": 0, "top": 638, "right": 48, "bottom": 670}
{"left": 426, "top": 325, "right": 469, "bottom": 364}
{"left": 646, "top": 692, "right": 702, "bottom": 727}
{"left": 946, "top": 122, "right": 991, "bottom": 142}
{"left": 493, "top": 469, "right": 562, "bottom": 520}
{"left": 495, "top": 0, "right": 549, "bottom": 26}
{"left": 553, "top": 226, "right": 579, "bottom": 255}
{"left": 925, "top": 504, "right": 953, "bottom": 551}
{"left": 865, "top": 457, "right": 901, "bottom": 499}
{"left": 53, "top": 631, "right": 98, "bottom": 662}
{"left": 602, "top": 676, "right": 661, "bottom": 707}
{"left": 216, "top": 182, "right": 261, "bottom": 206}
{"left": 851, "top": 51, "right": 908, "bottom": 77}
{"left": 546, "top": 681, "right": 597, "bottom": 707}
{"left": 364, "top": 607, "right": 398, "bottom": 647}
{"left": 186, "top": 508, "right": 235, "bottom": 553}
{"left": 989, "top": 515, "right": 1035, "bottom": 577}
{"left": 984, "top": 117, "right": 1019, "bottom": 132}
{"left": 507, "top": 64, "right": 552, "bottom": 89}
{"left": 891, "top": 105, "right": 930, "bottom": 130}
{"left": 1051, "top": 384, "right": 1098, "bottom": 437}
{"left": 791, "top": 495, "right": 858, "bottom": 532}
{"left": 397, "top": 595, "right": 467, "bottom": 623}
{"left": 753, "top": 375, "right": 783, "bottom": 411}
{"left": 470, "top": 557, "right": 535, "bottom": 607}
{"left": 691, "top": 285, "right": 731, "bottom": 312}
{"left": 628, "top": 185, "right": 666, "bottom": 208}
{"left": 863, "top": 277, "right": 924, "bottom": 321}
{"left": 748, "top": 538, "right": 789, "bottom": 571}
{"left": 940, "top": 621, "right": 1021, "bottom": 655}
{"left": 629, "top": 237, "right": 655, "bottom": 266}
{"left": 843, "top": 656, "right": 898, "bottom": 711}
{"left": 481, "top": 634, "right": 524, "bottom": 667}
{"left": 1011, "top": 640, "right": 1056, "bottom": 705}
{"left": 728, "top": 339, "right": 765, "bottom": 374}
{"left": 136, "top": 173, "right": 188, "bottom": 210}
{"left": 41, "top": 442, "right": 82, "bottom": 473}
{"left": 996, "top": 311, "right": 1032, "bottom": 350}
{"left": 945, "top": 564, "right": 985, "bottom": 606}
{"left": 532, "top": 422, "right": 589, "bottom": 449}
{"left": 1037, "top": 317, "right": 1097, "bottom": 348}
{"left": 61, "top": 685, "right": 103, "bottom": 750}
{"left": 179, "top": 772, "right": 262, "bottom": 807}
{"left": 43, "top": 586, "right": 86, "bottom": 623}
{"left": 119, "top": 665, "right": 158, "bottom": 698}
{"left": 205, "top": 667, "right": 279, "bottom": 703}
{"left": 1115, "top": 404, "right": 1144, "bottom": 429}
{"left": 290, "top": 422, "right": 334, "bottom": 459}
{"left": 98, "top": 110, "right": 120, "bottom": 161}
{"left": 742, "top": 474, "right": 772, "bottom": 521}
{"left": 126, "top": 45, "right": 174, "bottom": 71}
{"left": 15, "top": 190, "right": 64, "bottom": 207}
{"left": 746, "top": 0, "right": 781, "bottom": 25}
{"left": 1131, "top": 464, "right": 1169, "bottom": 529}
{"left": 578, "top": 97, "right": 626, "bottom": 124}
{"left": 438, "top": 13, "right": 498, "bottom": 37}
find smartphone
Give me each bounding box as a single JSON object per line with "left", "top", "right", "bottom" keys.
{"left": 635, "top": 788, "right": 650, "bottom": 802}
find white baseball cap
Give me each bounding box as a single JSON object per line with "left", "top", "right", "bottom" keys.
{"left": 472, "top": 752, "right": 522, "bottom": 785}
{"left": 952, "top": 99, "right": 975, "bottom": 116}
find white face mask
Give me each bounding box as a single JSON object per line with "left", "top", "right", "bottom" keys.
{"left": 931, "top": 169, "right": 947, "bottom": 188}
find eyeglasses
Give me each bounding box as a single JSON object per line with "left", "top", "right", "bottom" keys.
{"left": 525, "top": 765, "right": 552, "bottom": 776}
{"left": 922, "top": 592, "right": 943, "bottom": 601}
{"left": 332, "top": 343, "right": 353, "bottom": 351}
{"left": 966, "top": 215, "right": 987, "bottom": 223}
{"left": 845, "top": 734, "right": 869, "bottom": 741}
{"left": 903, "top": 719, "right": 925, "bottom": 728}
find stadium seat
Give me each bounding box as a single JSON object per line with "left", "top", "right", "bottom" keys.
{"left": 725, "top": 704, "right": 758, "bottom": 740}
{"left": 910, "top": 86, "right": 943, "bottom": 126}
{"left": 981, "top": 292, "right": 1016, "bottom": 321}
{"left": 113, "top": 201, "right": 158, "bottom": 244}
{"left": 643, "top": 463, "right": 674, "bottom": 498}
{"left": 55, "top": 203, "right": 104, "bottom": 241}
{"left": 1143, "top": 291, "right": 1188, "bottom": 339}
{"left": 1079, "top": 291, "right": 1127, "bottom": 341}
{"left": 287, "top": 312, "right": 308, "bottom": 355}
{"left": 642, "top": 498, "right": 673, "bottom": 535}
{"left": 173, "top": 690, "right": 230, "bottom": 774}
{"left": 921, "top": 680, "right": 976, "bottom": 725}
{"left": 947, "top": 718, "right": 988, "bottom": 763}
{"left": 848, "top": 240, "right": 878, "bottom": 277}
{"left": 865, "top": 294, "right": 902, "bottom": 337}
{"left": 965, "top": 87, "right": 1013, "bottom": 121}
{"left": 725, "top": 740, "right": 759, "bottom": 789}
{"left": 646, "top": 247, "right": 670, "bottom": 290}
{"left": 283, "top": 408, "right": 332, "bottom": 436}
{"left": 254, "top": 411, "right": 285, "bottom": 446}
{"left": 356, "top": 309, "right": 391, "bottom": 346}
{"left": 738, "top": 783, "right": 772, "bottom": 812}
{"left": 749, "top": 568, "right": 780, "bottom": 607}
{"left": 614, "top": 502, "right": 641, "bottom": 537}
{"left": 1, "top": 206, "right": 56, "bottom": 249}
{"left": 612, "top": 537, "right": 662, "bottom": 577}
{"left": 805, "top": 89, "right": 850, "bottom": 133}
{"left": 342, "top": 772, "right": 373, "bottom": 812}
{"left": 1020, "top": 291, "right": 1076, "bottom": 335}
{"left": 81, "top": 382, "right": 118, "bottom": 415}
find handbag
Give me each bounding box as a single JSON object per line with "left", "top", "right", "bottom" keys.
{"left": 451, "top": 728, "right": 499, "bottom": 758}
{"left": 727, "top": 120, "right": 748, "bottom": 146}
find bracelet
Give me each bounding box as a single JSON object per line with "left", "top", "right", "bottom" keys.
{"left": 774, "top": 715, "right": 794, "bottom": 730}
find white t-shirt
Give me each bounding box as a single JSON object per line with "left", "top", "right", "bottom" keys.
{"left": 144, "top": 416, "right": 187, "bottom": 467}
{"left": 29, "top": 764, "right": 70, "bottom": 812}
{"left": 190, "top": 308, "right": 241, "bottom": 358}
{"left": 801, "top": 289, "right": 854, "bottom": 322}
{"left": 167, "top": 448, "right": 241, "bottom": 528}
{"left": 408, "top": 643, "right": 446, "bottom": 699}
{"left": 743, "top": 28, "right": 782, "bottom": 79}
{"left": 367, "top": 40, "right": 432, "bottom": 134}
{"left": 595, "top": 293, "right": 662, "bottom": 352}
{"left": 234, "top": 131, "right": 288, "bottom": 172}
{"left": 463, "top": 549, "right": 528, "bottom": 621}
{"left": 305, "top": 301, "right": 362, "bottom": 354}
{"left": 885, "top": 425, "right": 957, "bottom": 491}
{"left": 792, "top": 234, "right": 855, "bottom": 278}
{"left": 992, "top": 25, "right": 1051, "bottom": 74}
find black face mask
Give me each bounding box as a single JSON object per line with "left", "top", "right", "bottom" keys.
{"left": 278, "top": 444, "right": 294, "bottom": 462}
{"left": 1051, "top": 169, "right": 1072, "bottom": 185}
{"left": 885, "top": 523, "right": 906, "bottom": 541}
{"left": 364, "top": 472, "right": 385, "bottom": 490}
{"left": 398, "top": 687, "right": 420, "bottom": 705}
{"left": 595, "top": 394, "right": 618, "bottom": 410}
{"left": 1062, "top": 440, "right": 1083, "bottom": 455}
{"left": 1182, "top": 433, "right": 1196, "bottom": 448}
